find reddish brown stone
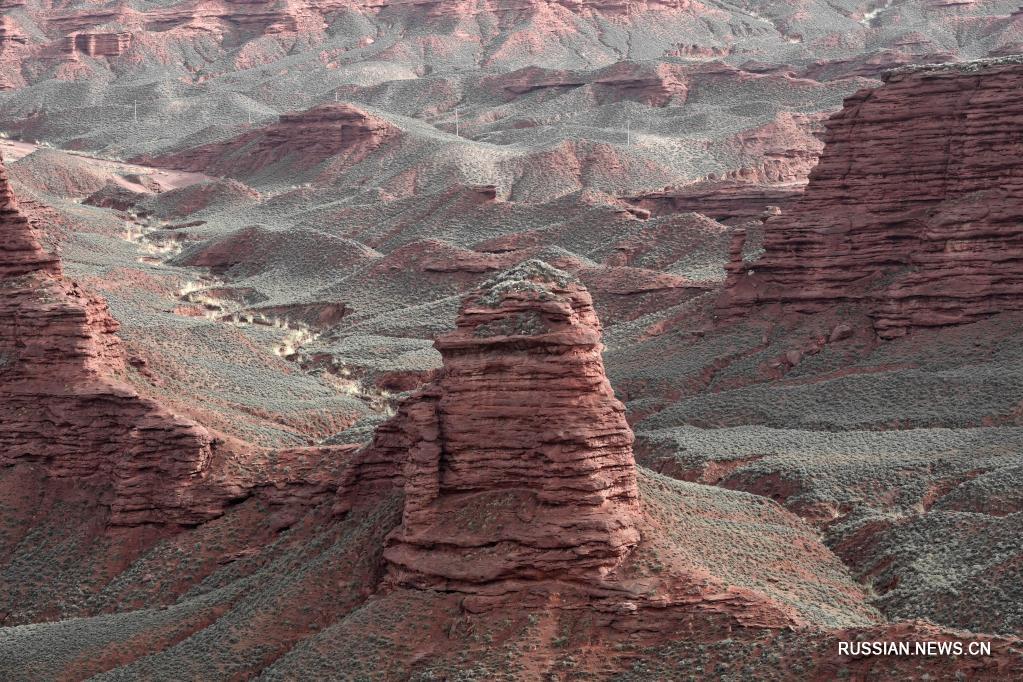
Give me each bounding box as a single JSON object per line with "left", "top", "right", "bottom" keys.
{"left": 625, "top": 180, "right": 804, "bottom": 222}
{"left": 64, "top": 32, "right": 131, "bottom": 57}
{"left": 485, "top": 61, "right": 688, "bottom": 106}
{"left": 0, "top": 157, "right": 59, "bottom": 278}
{"left": 0, "top": 151, "right": 222, "bottom": 526}
{"left": 719, "top": 57, "right": 1023, "bottom": 338}
{"left": 338, "top": 260, "right": 641, "bottom": 591}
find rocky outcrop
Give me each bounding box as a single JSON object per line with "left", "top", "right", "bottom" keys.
{"left": 667, "top": 43, "right": 733, "bottom": 59}
{"left": 140, "top": 103, "right": 398, "bottom": 178}
{"left": 0, "top": 152, "right": 221, "bottom": 526}
{"left": 719, "top": 57, "right": 1023, "bottom": 337}
{"left": 486, "top": 62, "right": 688, "bottom": 107}
{"left": 799, "top": 49, "right": 954, "bottom": 81}
{"left": 0, "top": 17, "right": 27, "bottom": 48}
{"left": 0, "top": 16, "right": 27, "bottom": 89}
{"left": 0, "top": 161, "right": 59, "bottom": 278}
{"left": 625, "top": 181, "right": 802, "bottom": 222}
{"left": 64, "top": 32, "right": 131, "bottom": 57}
{"left": 625, "top": 112, "right": 822, "bottom": 222}
{"left": 338, "top": 260, "right": 641, "bottom": 592}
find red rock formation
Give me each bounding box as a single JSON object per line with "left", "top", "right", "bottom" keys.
{"left": 624, "top": 112, "right": 822, "bottom": 222}
{"left": 338, "top": 260, "right": 641, "bottom": 591}
{"left": 0, "top": 17, "right": 28, "bottom": 90}
{"left": 139, "top": 1, "right": 326, "bottom": 37}
{"left": 64, "top": 32, "right": 132, "bottom": 57}
{"left": 139, "top": 103, "right": 398, "bottom": 178}
{"left": 0, "top": 160, "right": 59, "bottom": 278}
{"left": 719, "top": 57, "right": 1023, "bottom": 337}
{"left": 0, "top": 152, "right": 220, "bottom": 526}
{"left": 799, "top": 49, "right": 955, "bottom": 81}
{"left": 721, "top": 112, "right": 826, "bottom": 184}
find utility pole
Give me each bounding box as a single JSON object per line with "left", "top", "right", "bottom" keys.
{"left": 454, "top": 106, "right": 459, "bottom": 137}
{"left": 335, "top": 90, "right": 339, "bottom": 103}
{"left": 626, "top": 118, "right": 631, "bottom": 146}
{"left": 133, "top": 100, "right": 138, "bottom": 125}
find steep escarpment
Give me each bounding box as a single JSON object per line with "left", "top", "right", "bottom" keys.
{"left": 0, "top": 160, "right": 59, "bottom": 278}
{"left": 64, "top": 33, "right": 131, "bottom": 57}
{"left": 719, "top": 57, "right": 1023, "bottom": 338}
{"left": 0, "top": 152, "right": 221, "bottom": 526}
{"left": 340, "top": 260, "right": 642, "bottom": 591}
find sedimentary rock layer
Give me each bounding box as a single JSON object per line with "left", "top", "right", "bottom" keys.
{"left": 0, "top": 152, "right": 220, "bottom": 526}
{"left": 338, "top": 260, "right": 641, "bottom": 591}
{"left": 0, "top": 161, "right": 59, "bottom": 277}
{"left": 140, "top": 103, "right": 397, "bottom": 178}
{"left": 64, "top": 33, "right": 131, "bottom": 57}
{"left": 719, "top": 57, "right": 1023, "bottom": 338}
{"left": 626, "top": 181, "right": 803, "bottom": 222}
{"left": 485, "top": 62, "right": 689, "bottom": 106}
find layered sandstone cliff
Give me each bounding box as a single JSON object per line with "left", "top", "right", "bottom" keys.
{"left": 718, "top": 57, "right": 1023, "bottom": 338}
{"left": 0, "top": 162, "right": 59, "bottom": 278}
{"left": 0, "top": 152, "right": 221, "bottom": 526}
{"left": 0, "top": 16, "right": 27, "bottom": 49}
{"left": 338, "top": 260, "right": 642, "bottom": 591}
{"left": 626, "top": 181, "right": 802, "bottom": 222}
{"left": 64, "top": 32, "right": 131, "bottom": 57}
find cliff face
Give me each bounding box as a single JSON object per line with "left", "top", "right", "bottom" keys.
{"left": 64, "top": 33, "right": 131, "bottom": 57}
{"left": 719, "top": 57, "right": 1023, "bottom": 338}
{"left": 0, "top": 153, "right": 222, "bottom": 526}
{"left": 0, "top": 162, "right": 59, "bottom": 278}
{"left": 339, "top": 260, "right": 641, "bottom": 591}
{"left": 626, "top": 181, "right": 802, "bottom": 222}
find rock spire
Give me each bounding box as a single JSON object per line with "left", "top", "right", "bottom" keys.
{"left": 339, "top": 260, "right": 641, "bottom": 591}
